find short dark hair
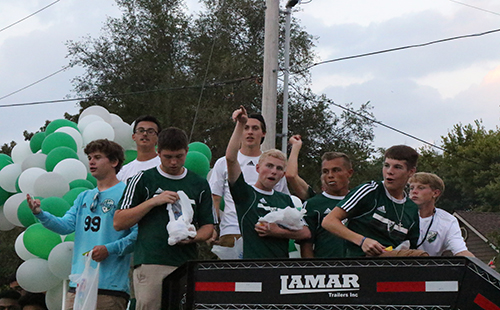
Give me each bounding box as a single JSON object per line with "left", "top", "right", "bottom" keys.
{"left": 18, "top": 293, "right": 47, "bottom": 310}
{"left": 248, "top": 114, "right": 266, "bottom": 144}
{"left": 84, "top": 139, "right": 125, "bottom": 174}
{"left": 133, "top": 115, "right": 162, "bottom": 133}
{"left": 157, "top": 127, "right": 188, "bottom": 152}
{"left": 0, "top": 290, "right": 21, "bottom": 301}
{"left": 384, "top": 145, "right": 419, "bottom": 170}
{"left": 321, "top": 152, "right": 352, "bottom": 170}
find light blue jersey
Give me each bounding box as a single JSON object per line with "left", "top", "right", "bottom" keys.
{"left": 36, "top": 182, "right": 137, "bottom": 294}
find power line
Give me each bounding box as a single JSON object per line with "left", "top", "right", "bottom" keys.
{"left": 0, "top": 65, "right": 71, "bottom": 101}
{"left": 0, "top": 75, "right": 258, "bottom": 108}
{"left": 449, "top": 0, "right": 500, "bottom": 17}
{"left": 0, "top": 0, "right": 62, "bottom": 34}
{"left": 292, "top": 27, "right": 500, "bottom": 75}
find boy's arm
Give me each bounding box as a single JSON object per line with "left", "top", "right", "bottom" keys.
{"left": 255, "top": 222, "right": 311, "bottom": 240}
{"left": 285, "top": 135, "right": 311, "bottom": 201}
{"left": 322, "top": 207, "right": 386, "bottom": 256}
{"left": 114, "top": 190, "right": 179, "bottom": 230}
{"left": 226, "top": 106, "right": 247, "bottom": 185}
{"left": 300, "top": 242, "right": 315, "bottom": 258}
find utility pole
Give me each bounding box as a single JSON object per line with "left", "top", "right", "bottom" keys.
{"left": 281, "top": 0, "right": 299, "bottom": 154}
{"left": 261, "top": 0, "right": 280, "bottom": 151}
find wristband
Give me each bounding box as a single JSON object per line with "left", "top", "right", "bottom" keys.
{"left": 359, "top": 237, "right": 367, "bottom": 247}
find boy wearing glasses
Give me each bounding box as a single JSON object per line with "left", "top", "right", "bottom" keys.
{"left": 323, "top": 145, "right": 420, "bottom": 257}
{"left": 114, "top": 127, "right": 215, "bottom": 310}
{"left": 27, "top": 139, "right": 137, "bottom": 310}
{"left": 117, "top": 115, "right": 162, "bottom": 183}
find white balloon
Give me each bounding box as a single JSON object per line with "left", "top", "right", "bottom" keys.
{"left": 18, "top": 167, "right": 46, "bottom": 195}
{"left": 46, "top": 281, "right": 65, "bottom": 310}
{"left": 53, "top": 159, "right": 87, "bottom": 183}
{"left": 78, "top": 105, "right": 111, "bottom": 124}
{"left": 0, "top": 205, "right": 15, "bottom": 231}
{"left": 77, "top": 150, "right": 90, "bottom": 173}
{"left": 77, "top": 114, "right": 104, "bottom": 133}
{"left": 112, "top": 121, "right": 134, "bottom": 150}
{"left": 11, "top": 141, "right": 33, "bottom": 164}
{"left": 17, "top": 258, "right": 61, "bottom": 293}
{"left": 15, "top": 231, "right": 38, "bottom": 260}
{"left": 55, "top": 127, "right": 83, "bottom": 150}
{"left": 82, "top": 121, "right": 115, "bottom": 146}
{"left": 3, "top": 193, "right": 25, "bottom": 227}
{"left": 291, "top": 195, "right": 303, "bottom": 210}
{"left": 21, "top": 153, "right": 47, "bottom": 171}
{"left": 48, "top": 242, "right": 74, "bottom": 280}
{"left": 33, "top": 172, "right": 70, "bottom": 198}
{"left": 109, "top": 113, "right": 123, "bottom": 124}
{"left": 0, "top": 163, "right": 22, "bottom": 193}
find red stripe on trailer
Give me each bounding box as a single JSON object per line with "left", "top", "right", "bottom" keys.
{"left": 377, "top": 281, "right": 425, "bottom": 292}
{"left": 474, "top": 293, "right": 500, "bottom": 310}
{"left": 195, "top": 282, "right": 235, "bottom": 292}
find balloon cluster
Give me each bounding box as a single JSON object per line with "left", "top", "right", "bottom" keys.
{"left": 0, "top": 105, "right": 212, "bottom": 310}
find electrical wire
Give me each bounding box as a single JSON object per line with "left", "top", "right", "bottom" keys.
{"left": 0, "top": 65, "right": 70, "bottom": 101}
{"left": 292, "top": 27, "right": 500, "bottom": 75}
{"left": 449, "top": 0, "right": 500, "bottom": 17}
{"left": 0, "top": 0, "right": 61, "bottom": 34}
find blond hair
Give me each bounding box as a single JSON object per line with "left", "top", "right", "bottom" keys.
{"left": 409, "top": 172, "right": 445, "bottom": 200}
{"left": 258, "top": 149, "right": 287, "bottom": 168}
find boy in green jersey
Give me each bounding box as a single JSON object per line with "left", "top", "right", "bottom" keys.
{"left": 226, "top": 106, "right": 310, "bottom": 259}
{"left": 323, "top": 145, "right": 420, "bottom": 257}
{"left": 114, "top": 127, "right": 215, "bottom": 310}
{"left": 287, "top": 135, "right": 353, "bottom": 258}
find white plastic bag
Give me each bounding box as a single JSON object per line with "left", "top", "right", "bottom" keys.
{"left": 166, "top": 190, "right": 197, "bottom": 245}
{"left": 211, "top": 237, "right": 244, "bottom": 259}
{"left": 259, "top": 206, "right": 306, "bottom": 230}
{"left": 69, "top": 251, "right": 100, "bottom": 310}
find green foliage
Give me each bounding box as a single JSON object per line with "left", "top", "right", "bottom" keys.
{"left": 418, "top": 120, "right": 500, "bottom": 212}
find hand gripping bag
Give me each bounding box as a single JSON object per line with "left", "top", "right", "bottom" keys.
{"left": 69, "top": 251, "right": 100, "bottom": 310}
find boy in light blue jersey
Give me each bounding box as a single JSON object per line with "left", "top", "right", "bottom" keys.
{"left": 27, "top": 139, "right": 137, "bottom": 310}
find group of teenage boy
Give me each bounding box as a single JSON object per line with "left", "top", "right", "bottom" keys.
{"left": 24, "top": 107, "right": 472, "bottom": 310}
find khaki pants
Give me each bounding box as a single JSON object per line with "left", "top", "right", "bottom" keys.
{"left": 66, "top": 292, "right": 127, "bottom": 310}
{"left": 134, "top": 264, "right": 177, "bottom": 310}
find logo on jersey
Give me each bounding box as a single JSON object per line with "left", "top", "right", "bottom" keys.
{"left": 377, "top": 205, "right": 386, "bottom": 213}
{"left": 324, "top": 208, "right": 332, "bottom": 215}
{"left": 427, "top": 231, "right": 438, "bottom": 243}
{"left": 153, "top": 188, "right": 164, "bottom": 197}
{"left": 259, "top": 198, "right": 267, "bottom": 204}
{"left": 101, "top": 199, "right": 114, "bottom": 213}
{"left": 247, "top": 161, "right": 255, "bottom": 166}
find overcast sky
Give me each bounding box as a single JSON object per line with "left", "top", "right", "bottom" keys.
{"left": 1, "top": 0, "right": 500, "bottom": 152}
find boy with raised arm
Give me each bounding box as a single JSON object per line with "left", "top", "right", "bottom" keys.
{"left": 323, "top": 145, "right": 420, "bottom": 257}
{"left": 287, "top": 135, "right": 353, "bottom": 258}
{"left": 226, "top": 106, "right": 310, "bottom": 259}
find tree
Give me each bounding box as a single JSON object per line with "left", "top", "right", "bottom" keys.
{"left": 418, "top": 120, "right": 500, "bottom": 212}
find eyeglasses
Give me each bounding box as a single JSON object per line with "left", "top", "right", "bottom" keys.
{"left": 90, "top": 192, "right": 100, "bottom": 212}
{"left": 135, "top": 128, "right": 158, "bottom": 135}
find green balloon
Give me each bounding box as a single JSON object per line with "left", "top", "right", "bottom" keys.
{"left": 45, "top": 119, "right": 79, "bottom": 135}
{"left": 23, "top": 223, "right": 62, "bottom": 259}
{"left": 0, "top": 154, "right": 13, "bottom": 170}
{"left": 30, "top": 132, "right": 46, "bottom": 153}
{"left": 185, "top": 151, "right": 210, "bottom": 178}
{"left": 64, "top": 232, "right": 75, "bottom": 242}
{"left": 188, "top": 142, "right": 212, "bottom": 162}
{"left": 124, "top": 149, "right": 137, "bottom": 165}
{"left": 86, "top": 173, "right": 97, "bottom": 187}
{"left": 0, "top": 187, "right": 12, "bottom": 206}
{"left": 41, "top": 196, "right": 71, "bottom": 217}
{"left": 18, "top": 198, "right": 42, "bottom": 227}
{"left": 62, "top": 187, "right": 88, "bottom": 205}
{"left": 69, "top": 179, "right": 95, "bottom": 190}
{"left": 41, "top": 132, "right": 77, "bottom": 155}
{"left": 45, "top": 147, "right": 79, "bottom": 172}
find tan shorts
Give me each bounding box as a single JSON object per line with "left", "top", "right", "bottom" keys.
{"left": 65, "top": 292, "right": 127, "bottom": 310}
{"left": 133, "top": 264, "right": 177, "bottom": 310}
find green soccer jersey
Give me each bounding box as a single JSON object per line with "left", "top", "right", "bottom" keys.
{"left": 230, "top": 174, "right": 294, "bottom": 259}
{"left": 302, "top": 192, "right": 345, "bottom": 258}
{"left": 338, "top": 181, "right": 419, "bottom": 257}
{"left": 120, "top": 166, "right": 215, "bottom": 266}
